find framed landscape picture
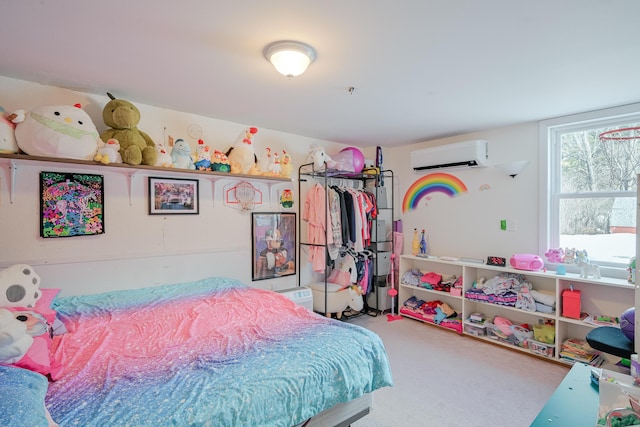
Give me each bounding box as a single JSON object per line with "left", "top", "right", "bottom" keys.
{"left": 40, "top": 171, "right": 105, "bottom": 238}
{"left": 149, "top": 177, "right": 199, "bottom": 215}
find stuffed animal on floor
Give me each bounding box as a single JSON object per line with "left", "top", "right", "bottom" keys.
{"left": 93, "top": 138, "right": 122, "bottom": 165}
{"left": 100, "top": 93, "right": 156, "bottom": 166}
{"left": 225, "top": 127, "right": 258, "bottom": 174}
{"left": 170, "top": 138, "right": 195, "bottom": 170}
{"left": 12, "top": 104, "right": 100, "bottom": 160}
{"left": 0, "top": 107, "right": 19, "bottom": 154}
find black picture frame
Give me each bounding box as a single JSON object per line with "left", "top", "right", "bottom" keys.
{"left": 251, "top": 212, "right": 296, "bottom": 281}
{"left": 148, "top": 177, "right": 199, "bottom": 215}
{"left": 40, "top": 171, "right": 105, "bottom": 238}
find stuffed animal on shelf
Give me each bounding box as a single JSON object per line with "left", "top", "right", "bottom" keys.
{"left": 225, "top": 127, "right": 258, "bottom": 174}
{"left": 306, "top": 144, "right": 337, "bottom": 170}
{"left": 93, "top": 138, "right": 123, "bottom": 165}
{"left": 257, "top": 147, "right": 272, "bottom": 173}
{"left": 170, "top": 138, "right": 195, "bottom": 170}
{"left": 154, "top": 142, "right": 173, "bottom": 168}
{"left": 211, "top": 149, "right": 230, "bottom": 172}
{"left": 544, "top": 248, "right": 564, "bottom": 264}
{"left": 12, "top": 104, "right": 100, "bottom": 160}
{"left": 280, "top": 150, "right": 293, "bottom": 179}
{"left": 193, "top": 139, "right": 212, "bottom": 171}
{"left": 0, "top": 106, "right": 19, "bottom": 154}
{"left": 100, "top": 93, "right": 156, "bottom": 166}
{"left": 267, "top": 152, "right": 282, "bottom": 177}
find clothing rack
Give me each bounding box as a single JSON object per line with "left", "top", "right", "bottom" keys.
{"left": 298, "top": 162, "right": 394, "bottom": 320}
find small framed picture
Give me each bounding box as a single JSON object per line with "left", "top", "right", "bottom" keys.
{"left": 148, "top": 177, "right": 199, "bottom": 215}
{"left": 251, "top": 212, "right": 296, "bottom": 281}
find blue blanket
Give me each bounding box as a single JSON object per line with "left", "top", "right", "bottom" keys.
{"left": 44, "top": 277, "right": 393, "bottom": 426}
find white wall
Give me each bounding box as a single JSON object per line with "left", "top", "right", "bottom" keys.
{"left": 0, "top": 76, "right": 350, "bottom": 295}
{"left": 386, "top": 122, "right": 540, "bottom": 262}
{"left": 2, "top": 76, "right": 600, "bottom": 296}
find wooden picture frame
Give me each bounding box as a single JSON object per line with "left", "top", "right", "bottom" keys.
{"left": 252, "top": 212, "right": 296, "bottom": 281}
{"left": 40, "top": 171, "right": 105, "bottom": 238}
{"left": 148, "top": 177, "right": 199, "bottom": 215}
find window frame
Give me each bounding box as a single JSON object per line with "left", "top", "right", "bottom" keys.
{"left": 539, "top": 102, "right": 640, "bottom": 279}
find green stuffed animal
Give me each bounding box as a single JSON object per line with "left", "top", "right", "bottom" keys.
{"left": 100, "top": 93, "right": 156, "bottom": 166}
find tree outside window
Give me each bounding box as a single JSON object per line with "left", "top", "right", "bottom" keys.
{"left": 545, "top": 107, "right": 640, "bottom": 271}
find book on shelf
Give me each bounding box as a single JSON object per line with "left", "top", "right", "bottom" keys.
{"left": 559, "top": 350, "right": 605, "bottom": 367}
{"left": 582, "top": 314, "right": 620, "bottom": 327}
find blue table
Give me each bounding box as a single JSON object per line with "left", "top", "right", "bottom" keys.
{"left": 530, "top": 362, "right": 599, "bottom": 426}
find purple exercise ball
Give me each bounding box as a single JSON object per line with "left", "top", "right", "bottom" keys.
{"left": 621, "top": 307, "right": 635, "bottom": 342}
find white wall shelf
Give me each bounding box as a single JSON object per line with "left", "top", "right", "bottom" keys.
{"left": 399, "top": 254, "right": 634, "bottom": 365}
{"left": 0, "top": 153, "right": 290, "bottom": 205}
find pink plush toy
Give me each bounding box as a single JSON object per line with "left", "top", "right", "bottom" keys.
{"left": 544, "top": 248, "right": 564, "bottom": 263}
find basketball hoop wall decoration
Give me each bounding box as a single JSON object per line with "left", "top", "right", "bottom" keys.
{"left": 223, "top": 181, "right": 263, "bottom": 212}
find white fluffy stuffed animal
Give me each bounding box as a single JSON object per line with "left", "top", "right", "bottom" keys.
{"left": 0, "top": 264, "right": 41, "bottom": 308}
{"left": 226, "top": 127, "right": 258, "bottom": 174}
{"left": 12, "top": 104, "right": 101, "bottom": 160}
{"left": 0, "top": 308, "right": 33, "bottom": 364}
{"left": 94, "top": 138, "right": 123, "bottom": 165}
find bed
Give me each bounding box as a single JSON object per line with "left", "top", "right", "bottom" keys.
{"left": 1, "top": 276, "right": 392, "bottom": 427}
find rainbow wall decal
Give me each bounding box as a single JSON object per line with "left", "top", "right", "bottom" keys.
{"left": 402, "top": 172, "right": 468, "bottom": 212}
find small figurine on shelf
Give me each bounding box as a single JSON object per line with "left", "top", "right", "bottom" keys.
{"left": 193, "top": 139, "right": 212, "bottom": 171}
{"left": 412, "top": 228, "right": 419, "bottom": 256}
{"left": 280, "top": 150, "right": 293, "bottom": 179}
{"left": 419, "top": 229, "right": 427, "bottom": 255}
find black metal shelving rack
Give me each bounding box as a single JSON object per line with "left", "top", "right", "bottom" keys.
{"left": 297, "top": 162, "right": 394, "bottom": 320}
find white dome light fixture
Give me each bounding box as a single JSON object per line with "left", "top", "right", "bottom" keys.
{"left": 496, "top": 160, "right": 530, "bottom": 178}
{"left": 264, "top": 40, "right": 316, "bottom": 79}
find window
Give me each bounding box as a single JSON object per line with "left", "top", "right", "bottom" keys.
{"left": 540, "top": 103, "right": 640, "bottom": 276}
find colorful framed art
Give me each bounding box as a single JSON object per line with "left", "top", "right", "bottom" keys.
{"left": 251, "top": 212, "right": 296, "bottom": 281}
{"left": 148, "top": 177, "right": 199, "bottom": 215}
{"left": 40, "top": 171, "right": 105, "bottom": 238}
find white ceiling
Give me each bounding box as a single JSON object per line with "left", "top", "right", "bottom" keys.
{"left": 1, "top": 1, "right": 639, "bottom": 147}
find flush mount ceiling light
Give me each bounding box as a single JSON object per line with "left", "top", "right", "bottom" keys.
{"left": 263, "top": 40, "right": 316, "bottom": 78}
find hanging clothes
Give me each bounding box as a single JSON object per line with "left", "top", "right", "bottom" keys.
{"left": 302, "top": 183, "right": 332, "bottom": 272}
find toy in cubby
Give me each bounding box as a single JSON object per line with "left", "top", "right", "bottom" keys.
{"left": 485, "top": 315, "right": 533, "bottom": 347}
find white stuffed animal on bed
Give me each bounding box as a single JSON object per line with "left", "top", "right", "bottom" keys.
{"left": 0, "top": 308, "right": 33, "bottom": 364}
{"left": 0, "top": 264, "right": 42, "bottom": 308}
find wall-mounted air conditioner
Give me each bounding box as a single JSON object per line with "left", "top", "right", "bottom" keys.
{"left": 410, "top": 140, "right": 488, "bottom": 172}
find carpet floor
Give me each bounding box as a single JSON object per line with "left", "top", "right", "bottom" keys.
{"left": 350, "top": 314, "right": 570, "bottom": 427}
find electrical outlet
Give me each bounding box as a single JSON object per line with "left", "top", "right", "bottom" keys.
{"left": 507, "top": 219, "right": 517, "bottom": 232}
